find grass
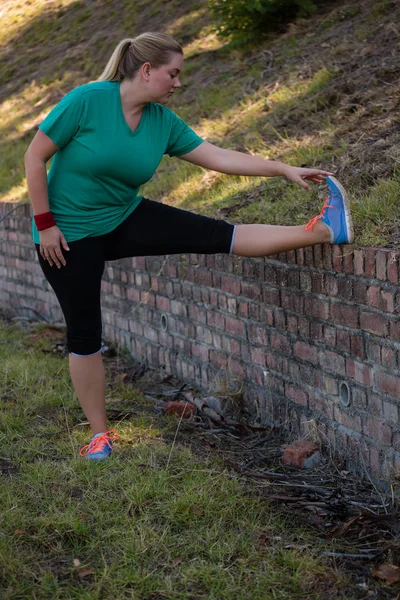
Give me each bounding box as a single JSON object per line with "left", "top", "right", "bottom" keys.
{"left": 0, "top": 320, "right": 358, "bottom": 600}
{"left": 0, "top": 0, "right": 399, "bottom": 243}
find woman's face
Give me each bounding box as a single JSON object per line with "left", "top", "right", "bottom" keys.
{"left": 145, "top": 52, "right": 183, "bottom": 103}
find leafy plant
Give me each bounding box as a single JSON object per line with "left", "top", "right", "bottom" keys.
{"left": 209, "top": 0, "right": 317, "bottom": 45}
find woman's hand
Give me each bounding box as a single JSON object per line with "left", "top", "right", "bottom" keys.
{"left": 282, "top": 166, "right": 333, "bottom": 191}
{"left": 40, "top": 226, "right": 69, "bottom": 268}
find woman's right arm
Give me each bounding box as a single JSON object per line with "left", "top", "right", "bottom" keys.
{"left": 24, "top": 130, "right": 69, "bottom": 268}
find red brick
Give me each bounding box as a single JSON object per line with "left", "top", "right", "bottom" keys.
{"left": 241, "top": 280, "right": 262, "bottom": 301}
{"left": 367, "top": 286, "right": 380, "bottom": 308}
{"left": 220, "top": 275, "right": 240, "bottom": 296}
{"left": 387, "top": 252, "right": 399, "bottom": 284}
{"left": 248, "top": 324, "right": 267, "bottom": 345}
{"left": 264, "top": 263, "right": 277, "bottom": 284}
{"left": 209, "top": 350, "right": 229, "bottom": 370}
{"left": 250, "top": 347, "right": 266, "bottom": 366}
{"left": 288, "top": 270, "right": 300, "bottom": 288}
{"left": 336, "top": 330, "right": 351, "bottom": 352}
{"left": 270, "top": 332, "right": 292, "bottom": 355}
{"left": 212, "top": 332, "right": 222, "bottom": 350}
{"left": 311, "top": 272, "right": 324, "bottom": 294}
{"left": 376, "top": 250, "right": 387, "bottom": 280}
{"left": 131, "top": 256, "right": 146, "bottom": 269}
{"left": 294, "top": 341, "right": 318, "bottom": 364}
{"left": 344, "top": 249, "right": 354, "bottom": 273}
{"left": 156, "top": 296, "right": 170, "bottom": 312}
{"left": 170, "top": 300, "right": 188, "bottom": 317}
{"left": 374, "top": 370, "right": 400, "bottom": 399}
{"left": 304, "top": 297, "right": 329, "bottom": 320}
{"left": 163, "top": 262, "right": 177, "bottom": 278}
{"left": 381, "top": 346, "right": 397, "bottom": 369}
{"left": 352, "top": 387, "right": 367, "bottom": 410}
{"left": 350, "top": 334, "right": 366, "bottom": 360}
{"left": 218, "top": 294, "right": 227, "bottom": 311}
{"left": 309, "top": 392, "right": 334, "bottom": 419}
{"left": 354, "top": 282, "right": 367, "bottom": 305}
{"left": 360, "top": 312, "right": 388, "bottom": 337}
{"left": 296, "top": 248, "right": 305, "bottom": 266}
{"left": 287, "top": 315, "right": 299, "bottom": 335}
{"left": 333, "top": 246, "right": 343, "bottom": 272}
{"left": 299, "top": 317, "right": 311, "bottom": 338}
{"left": 282, "top": 439, "right": 318, "bottom": 468}
{"left": 285, "top": 384, "right": 308, "bottom": 407}
{"left": 319, "top": 350, "right": 345, "bottom": 376}
{"left": 205, "top": 255, "right": 215, "bottom": 268}
{"left": 245, "top": 365, "right": 265, "bottom": 386}
{"left": 228, "top": 356, "right": 245, "bottom": 377}
{"left": 391, "top": 320, "right": 400, "bottom": 342}
{"left": 369, "top": 446, "right": 381, "bottom": 475}
{"left": 331, "top": 303, "right": 359, "bottom": 328}
{"left": 207, "top": 311, "right": 224, "bottom": 329}
{"left": 346, "top": 359, "right": 373, "bottom": 386}
{"left": 249, "top": 302, "right": 261, "bottom": 321}
{"left": 321, "top": 244, "right": 331, "bottom": 271}
{"left": 188, "top": 306, "right": 206, "bottom": 324}
{"left": 325, "top": 274, "right": 338, "bottom": 296}
{"left": 365, "top": 248, "right": 376, "bottom": 277}
{"left": 383, "top": 400, "right": 399, "bottom": 423}
{"left": 305, "top": 246, "right": 314, "bottom": 267}
{"left": 127, "top": 287, "right": 140, "bottom": 302}
{"left": 324, "top": 326, "right": 336, "bottom": 347}
{"left": 274, "top": 309, "right": 286, "bottom": 330}
{"left": 300, "top": 271, "right": 312, "bottom": 292}
{"left": 334, "top": 406, "right": 362, "bottom": 433}
{"left": 363, "top": 416, "right": 392, "bottom": 445}
{"left": 262, "top": 307, "right": 274, "bottom": 327}
{"left": 313, "top": 244, "right": 323, "bottom": 268}
{"left": 380, "top": 290, "right": 394, "bottom": 313}
{"left": 243, "top": 259, "right": 263, "bottom": 280}
{"left": 195, "top": 326, "right": 213, "bottom": 345}
{"left": 239, "top": 302, "right": 248, "bottom": 318}
{"left": 262, "top": 287, "right": 280, "bottom": 306}
{"left": 194, "top": 269, "right": 212, "bottom": 286}
{"left": 366, "top": 340, "right": 381, "bottom": 363}
{"left": 225, "top": 316, "right": 245, "bottom": 337}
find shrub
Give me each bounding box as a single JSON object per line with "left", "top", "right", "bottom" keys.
{"left": 209, "top": 0, "right": 317, "bottom": 45}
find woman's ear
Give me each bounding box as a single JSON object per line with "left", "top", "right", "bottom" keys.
{"left": 142, "top": 62, "right": 152, "bottom": 81}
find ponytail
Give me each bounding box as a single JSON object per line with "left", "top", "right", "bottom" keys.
{"left": 97, "top": 32, "right": 183, "bottom": 82}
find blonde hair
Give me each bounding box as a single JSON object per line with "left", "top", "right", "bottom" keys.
{"left": 97, "top": 32, "right": 183, "bottom": 82}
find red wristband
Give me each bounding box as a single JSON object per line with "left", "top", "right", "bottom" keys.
{"left": 34, "top": 211, "right": 56, "bottom": 231}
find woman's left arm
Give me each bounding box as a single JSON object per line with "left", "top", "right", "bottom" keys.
{"left": 179, "top": 141, "right": 332, "bottom": 191}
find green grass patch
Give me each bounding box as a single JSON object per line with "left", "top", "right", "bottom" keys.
{"left": 351, "top": 174, "right": 400, "bottom": 247}
{"left": 0, "top": 321, "right": 352, "bottom": 599}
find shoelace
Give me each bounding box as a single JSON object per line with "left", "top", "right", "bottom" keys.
{"left": 79, "top": 429, "right": 119, "bottom": 457}
{"left": 305, "top": 197, "right": 334, "bottom": 231}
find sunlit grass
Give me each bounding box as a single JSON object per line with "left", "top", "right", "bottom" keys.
{"left": 352, "top": 174, "right": 400, "bottom": 246}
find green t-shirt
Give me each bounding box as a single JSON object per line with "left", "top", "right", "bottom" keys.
{"left": 33, "top": 81, "right": 204, "bottom": 243}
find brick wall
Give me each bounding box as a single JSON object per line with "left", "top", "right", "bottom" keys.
{"left": 1, "top": 202, "right": 400, "bottom": 481}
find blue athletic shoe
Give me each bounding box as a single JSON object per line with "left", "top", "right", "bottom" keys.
{"left": 79, "top": 430, "right": 118, "bottom": 461}
{"left": 305, "top": 176, "right": 354, "bottom": 244}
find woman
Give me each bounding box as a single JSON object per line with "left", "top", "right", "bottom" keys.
{"left": 24, "top": 32, "right": 353, "bottom": 461}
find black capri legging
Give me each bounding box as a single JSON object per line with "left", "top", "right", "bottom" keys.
{"left": 36, "top": 198, "right": 236, "bottom": 356}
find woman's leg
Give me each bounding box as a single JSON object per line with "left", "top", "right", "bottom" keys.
{"left": 36, "top": 240, "right": 107, "bottom": 436}
{"left": 231, "top": 219, "right": 330, "bottom": 257}
{"left": 69, "top": 351, "right": 107, "bottom": 435}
